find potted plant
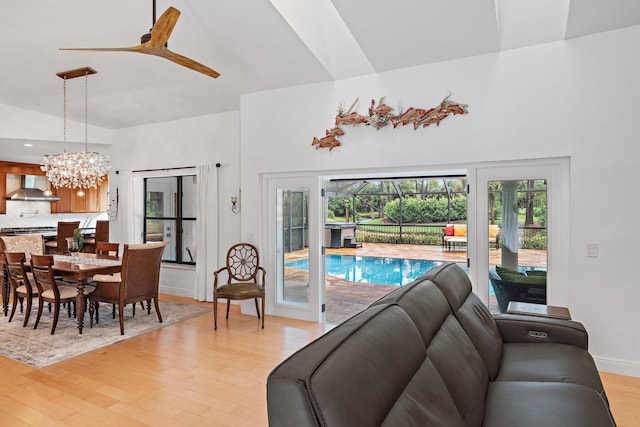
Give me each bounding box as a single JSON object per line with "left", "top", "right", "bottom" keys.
{"left": 69, "top": 217, "right": 91, "bottom": 252}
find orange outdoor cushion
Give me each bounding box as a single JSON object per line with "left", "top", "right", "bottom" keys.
{"left": 453, "top": 225, "right": 467, "bottom": 237}
{"left": 489, "top": 225, "right": 500, "bottom": 238}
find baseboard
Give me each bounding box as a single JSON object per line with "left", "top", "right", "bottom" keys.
{"left": 594, "top": 355, "right": 640, "bottom": 378}
{"left": 159, "top": 285, "right": 194, "bottom": 299}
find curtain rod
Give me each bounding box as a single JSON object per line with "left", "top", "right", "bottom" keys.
{"left": 131, "top": 166, "right": 196, "bottom": 173}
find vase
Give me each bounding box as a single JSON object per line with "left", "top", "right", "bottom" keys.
{"left": 66, "top": 237, "right": 83, "bottom": 253}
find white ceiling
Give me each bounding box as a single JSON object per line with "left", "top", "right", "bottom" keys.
{"left": 1, "top": 0, "right": 639, "bottom": 135}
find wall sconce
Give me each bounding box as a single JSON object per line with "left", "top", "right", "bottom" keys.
{"left": 231, "top": 190, "right": 241, "bottom": 214}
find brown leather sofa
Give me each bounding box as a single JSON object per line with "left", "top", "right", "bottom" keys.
{"left": 267, "top": 262, "right": 615, "bottom": 426}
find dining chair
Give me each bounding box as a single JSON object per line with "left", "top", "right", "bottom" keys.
{"left": 30, "top": 254, "right": 93, "bottom": 334}
{"left": 213, "top": 243, "right": 266, "bottom": 330}
{"left": 1, "top": 234, "right": 46, "bottom": 257}
{"left": 83, "top": 220, "right": 109, "bottom": 253}
{"left": 95, "top": 241, "right": 119, "bottom": 256}
{"left": 89, "top": 241, "right": 167, "bottom": 335}
{"left": 0, "top": 243, "right": 8, "bottom": 316}
{"left": 45, "top": 221, "right": 80, "bottom": 254}
{"left": 5, "top": 252, "right": 38, "bottom": 327}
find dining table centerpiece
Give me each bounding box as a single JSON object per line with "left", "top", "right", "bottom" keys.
{"left": 68, "top": 217, "right": 91, "bottom": 252}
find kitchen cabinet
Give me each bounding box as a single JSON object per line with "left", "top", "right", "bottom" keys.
{"left": 0, "top": 161, "right": 48, "bottom": 214}
{"left": 50, "top": 179, "right": 109, "bottom": 213}
{"left": 0, "top": 160, "right": 108, "bottom": 214}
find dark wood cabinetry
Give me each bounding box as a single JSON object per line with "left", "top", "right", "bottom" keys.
{"left": 0, "top": 161, "right": 108, "bottom": 214}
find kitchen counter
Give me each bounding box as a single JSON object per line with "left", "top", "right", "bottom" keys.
{"left": 0, "top": 227, "right": 95, "bottom": 239}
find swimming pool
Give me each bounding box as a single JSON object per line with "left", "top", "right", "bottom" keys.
{"left": 285, "top": 254, "right": 443, "bottom": 286}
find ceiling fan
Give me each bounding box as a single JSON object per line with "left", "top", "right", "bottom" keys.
{"left": 60, "top": 3, "right": 220, "bottom": 78}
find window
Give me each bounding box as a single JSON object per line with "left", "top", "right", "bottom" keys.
{"left": 144, "top": 175, "right": 197, "bottom": 264}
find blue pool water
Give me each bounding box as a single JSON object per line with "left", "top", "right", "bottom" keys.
{"left": 285, "top": 255, "right": 443, "bottom": 286}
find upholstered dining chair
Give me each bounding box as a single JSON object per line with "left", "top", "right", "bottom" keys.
{"left": 0, "top": 243, "right": 9, "bottom": 316}
{"left": 95, "top": 241, "right": 119, "bottom": 256}
{"left": 45, "top": 221, "right": 80, "bottom": 254}
{"left": 30, "top": 254, "right": 93, "bottom": 334}
{"left": 5, "top": 252, "right": 38, "bottom": 327}
{"left": 213, "top": 243, "right": 266, "bottom": 330}
{"left": 89, "top": 241, "right": 167, "bottom": 335}
{"left": 1, "top": 234, "right": 46, "bottom": 258}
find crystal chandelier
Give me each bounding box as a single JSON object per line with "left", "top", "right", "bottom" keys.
{"left": 42, "top": 67, "right": 110, "bottom": 189}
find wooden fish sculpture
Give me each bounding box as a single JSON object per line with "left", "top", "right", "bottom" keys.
{"left": 312, "top": 127, "right": 345, "bottom": 151}
{"left": 312, "top": 95, "right": 468, "bottom": 150}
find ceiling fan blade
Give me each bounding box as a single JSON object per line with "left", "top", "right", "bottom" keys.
{"left": 147, "top": 7, "right": 180, "bottom": 47}
{"left": 155, "top": 48, "right": 220, "bottom": 78}
{"left": 59, "top": 6, "right": 219, "bottom": 79}
{"left": 60, "top": 45, "right": 145, "bottom": 53}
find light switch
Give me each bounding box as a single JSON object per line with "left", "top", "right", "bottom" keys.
{"left": 586, "top": 243, "right": 598, "bottom": 258}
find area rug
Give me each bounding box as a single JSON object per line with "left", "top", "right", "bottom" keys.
{"left": 0, "top": 300, "right": 210, "bottom": 368}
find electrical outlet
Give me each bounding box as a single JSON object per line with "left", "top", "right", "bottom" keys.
{"left": 586, "top": 243, "right": 598, "bottom": 258}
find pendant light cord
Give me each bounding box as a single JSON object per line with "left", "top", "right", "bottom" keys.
{"left": 63, "top": 77, "right": 67, "bottom": 154}
{"left": 85, "top": 72, "right": 89, "bottom": 153}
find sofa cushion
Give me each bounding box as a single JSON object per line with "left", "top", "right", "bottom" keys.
{"left": 422, "top": 263, "right": 504, "bottom": 379}
{"left": 370, "top": 277, "right": 489, "bottom": 426}
{"left": 525, "top": 269, "right": 547, "bottom": 277}
{"left": 498, "top": 342, "right": 606, "bottom": 398}
{"left": 381, "top": 358, "right": 465, "bottom": 427}
{"left": 267, "top": 303, "right": 464, "bottom": 427}
{"left": 495, "top": 265, "right": 525, "bottom": 280}
{"left": 489, "top": 225, "right": 500, "bottom": 238}
{"left": 427, "top": 315, "right": 489, "bottom": 427}
{"left": 484, "top": 382, "right": 615, "bottom": 427}
{"left": 501, "top": 275, "right": 547, "bottom": 285}
{"left": 371, "top": 278, "right": 452, "bottom": 345}
{"left": 453, "top": 224, "right": 467, "bottom": 237}
{"left": 443, "top": 225, "right": 454, "bottom": 236}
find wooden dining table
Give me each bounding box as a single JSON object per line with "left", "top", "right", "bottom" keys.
{"left": 52, "top": 253, "right": 121, "bottom": 334}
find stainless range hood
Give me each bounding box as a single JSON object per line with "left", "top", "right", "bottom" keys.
{"left": 6, "top": 175, "right": 60, "bottom": 202}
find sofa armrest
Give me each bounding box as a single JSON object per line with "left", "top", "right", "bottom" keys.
{"left": 494, "top": 314, "right": 589, "bottom": 350}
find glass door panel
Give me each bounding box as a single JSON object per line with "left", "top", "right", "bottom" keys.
{"left": 487, "top": 179, "right": 548, "bottom": 314}
{"left": 277, "top": 188, "right": 310, "bottom": 305}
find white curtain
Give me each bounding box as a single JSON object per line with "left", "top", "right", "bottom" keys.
{"left": 195, "top": 164, "right": 218, "bottom": 301}
{"left": 501, "top": 180, "right": 520, "bottom": 252}
{"left": 116, "top": 170, "right": 135, "bottom": 244}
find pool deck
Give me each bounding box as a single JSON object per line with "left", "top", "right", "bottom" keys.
{"left": 285, "top": 243, "right": 546, "bottom": 324}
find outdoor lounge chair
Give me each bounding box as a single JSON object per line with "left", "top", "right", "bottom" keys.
{"left": 489, "top": 270, "right": 546, "bottom": 313}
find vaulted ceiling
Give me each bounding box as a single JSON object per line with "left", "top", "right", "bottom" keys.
{"left": 0, "top": 0, "right": 638, "bottom": 133}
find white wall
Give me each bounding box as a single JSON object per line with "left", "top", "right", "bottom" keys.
{"left": 240, "top": 26, "right": 640, "bottom": 376}
{"left": 109, "top": 111, "right": 241, "bottom": 299}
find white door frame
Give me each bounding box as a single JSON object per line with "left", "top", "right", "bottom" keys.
{"left": 471, "top": 157, "right": 570, "bottom": 307}
{"left": 264, "top": 174, "right": 324, "bottom": 322}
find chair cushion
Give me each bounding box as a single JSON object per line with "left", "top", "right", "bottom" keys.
{"left": 41, "top": 285, "right": 76, "bottom": 299}
{"left": 15, "top": 285, "right": 32, "bottom": 294}
{"left": 127, "top": 241, "right": 168, "bottom": 250}
{"left": 217, "top": 282, "right": 262, "bottom": 298}
{"left": 93, "top": 272, "right": 122, "bottom": 283}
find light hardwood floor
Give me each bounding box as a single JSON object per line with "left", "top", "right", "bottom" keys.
{"left": 0, "top": 295, "right": 637, "bottom": 426}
